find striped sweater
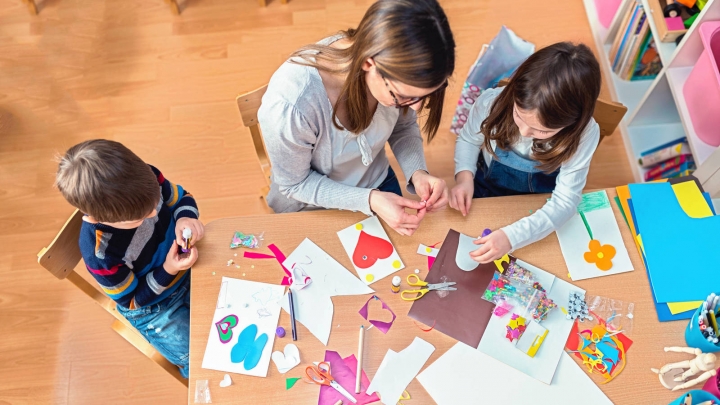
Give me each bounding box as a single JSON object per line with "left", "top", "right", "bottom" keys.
{"left": 79, "top": 166, "right": 199, "bottom": 310}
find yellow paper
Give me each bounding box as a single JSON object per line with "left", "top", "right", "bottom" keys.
{"left": 667, "top": 301, "right": 704, "bottom": 315}
{"left": 671, "top": 181, "right": 714, "bottom": 218}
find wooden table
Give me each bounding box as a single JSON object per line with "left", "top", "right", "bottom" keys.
{"left": 189, "top": 190, "right": 688, "bottom": 405}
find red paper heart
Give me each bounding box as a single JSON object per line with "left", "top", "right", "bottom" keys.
{"left": 352, "top": 230, "right": 393, "bottom": 269}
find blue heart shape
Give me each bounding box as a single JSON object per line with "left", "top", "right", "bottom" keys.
{"left": 230, "top": 324, "right": 269, "bottom": 370}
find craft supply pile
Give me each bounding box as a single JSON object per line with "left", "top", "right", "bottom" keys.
{"left": 194, "top": 176, "right": 720, "bottom": 405}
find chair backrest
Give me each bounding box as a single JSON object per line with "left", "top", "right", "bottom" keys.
{"left": 37, "top": 208, "right": 84, "bottom": 280}
{"left": 495, "top": 78, "right": 627, "bottom": 143}
{"left": 236, "top": 85, "right": 271, "bottom": 188}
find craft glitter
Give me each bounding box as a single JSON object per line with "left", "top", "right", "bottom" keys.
{"left": 230, "top": 231, "right": 262, "bottom": 249}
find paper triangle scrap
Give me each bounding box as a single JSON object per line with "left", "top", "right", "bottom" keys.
{"left": 286, "top": 377, "right": 300, "bottom": 390}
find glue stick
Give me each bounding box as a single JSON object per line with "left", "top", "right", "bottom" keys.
{"left": 391, "top": 276, "right": 401, "bottom": 293}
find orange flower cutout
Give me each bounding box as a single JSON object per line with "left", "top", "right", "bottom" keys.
{"left": 584, "top": 239, "right": 616, "bottom": 271}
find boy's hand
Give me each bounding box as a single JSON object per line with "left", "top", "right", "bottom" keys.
{"left": 449, "top": 171, "right": 474, "bottom": 216}
{"left": 164, "top": 241, "right": 198, "bottom": 275}
{"left": 470, "top": 229, "right": 512, "bottom": 263}
{"left": 175, "top": 217, "right": 204, "bottom": 247}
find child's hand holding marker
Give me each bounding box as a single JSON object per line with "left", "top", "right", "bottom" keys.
{"left": 470, "top": 228, "right": 512, "bottom": 264}
{"left": 175, "top": 217, "right": 204, "bottom": 247}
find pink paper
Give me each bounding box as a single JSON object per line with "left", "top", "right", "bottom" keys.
{"left": 319, "top": 351, "right": 379, "bottom": 405}
{"left": 243, "top": 243, "right": 292, "bottom": 285}
{"left": 428, "top": 256, "right": 436, "bottom": 270}
{"left": 358, "top": 295, "right": 396, "bottom": 334}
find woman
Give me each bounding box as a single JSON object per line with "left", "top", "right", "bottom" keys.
{"left": 258, "top": 0, "right": 455, "bottom": 235}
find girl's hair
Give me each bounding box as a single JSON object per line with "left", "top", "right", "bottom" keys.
{"left": 480, "top": 42, "right": 601, "bottom": 172}
{"left": 289, "top": 0, "right": 455, "bottom": 142}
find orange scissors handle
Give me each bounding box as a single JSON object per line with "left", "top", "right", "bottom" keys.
{"left": 305, "top": 361, "right": 333, "bottom": 386}
{"left": 406, "top": 274, "right": 428, "bottom": 287}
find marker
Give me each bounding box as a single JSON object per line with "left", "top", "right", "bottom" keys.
{"left": 355, "top": 325, "right": 365, "bottom": 394}
{"left": 712, "top": 295, "right": 719, "bottom": 313}
{"left": 333, "top": 401, "right": 344, "bottom": 405}
{"left": 288, "top": 289, "right": 297, "bottom": 341}
{"left": 707, "top": 294, "right": 716, "bottom": 310}
{"left": 683, "top": 393, "right": 692, "bottom": 405}
{"left": 182, "top": 228, "right": 192, "bottom": 253}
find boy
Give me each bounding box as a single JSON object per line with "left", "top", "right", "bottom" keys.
{"left": 55, "top": 139, "right": 204, "bottom": 378}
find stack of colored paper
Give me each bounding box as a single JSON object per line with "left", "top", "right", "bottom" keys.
{"left": 616, "top": 176, "right": 718, "bottom": 321}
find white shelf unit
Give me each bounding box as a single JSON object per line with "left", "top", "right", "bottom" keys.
{"left": 583, "top": 0, "right": 720, "bottom": 182}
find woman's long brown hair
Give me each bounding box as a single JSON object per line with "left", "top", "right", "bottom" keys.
{"left": 288, "top": 0, "right": 455, "bottom": 142}
{"left": 480, "top": 42, "right": 601, "bottom": 172}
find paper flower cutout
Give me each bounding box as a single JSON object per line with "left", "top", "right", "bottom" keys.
{"left": 583, "top": 240, "right": 616, "bottom": 271}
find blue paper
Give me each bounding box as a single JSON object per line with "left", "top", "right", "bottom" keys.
{"left": 230, "top": 324, "right": 268, "bottom": 370}
{"left": 629, "top": 183, "right": 720, "bottom": 302}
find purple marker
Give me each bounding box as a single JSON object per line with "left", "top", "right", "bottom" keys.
{"left": 481, "top": 228, "right": 492, "bottom": 238}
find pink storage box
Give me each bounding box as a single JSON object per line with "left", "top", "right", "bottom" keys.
{"left": 703, "top": 369, "right": 720, "bottom": 397}
{"left": 684, "top": 21, "right": 720, "bottom": 147}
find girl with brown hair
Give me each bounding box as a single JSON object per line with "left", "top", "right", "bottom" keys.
{"left": 449, "top": 42, "right": 602, "bottom": 262}
{"left": 258, "top": 0, "right": 454, "bottom": 236}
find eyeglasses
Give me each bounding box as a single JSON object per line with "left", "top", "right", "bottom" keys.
{"left": 381, "top": 75, "right": 448, "bottom": 108}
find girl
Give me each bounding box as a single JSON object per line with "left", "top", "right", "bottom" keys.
{"left": 449, "top": 42, "right": 602, "bottom": 262}
{"left": 258, "top": 0, "right": 454, "bottom": 236}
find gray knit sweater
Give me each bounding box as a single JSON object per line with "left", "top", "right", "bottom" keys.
{"left": 257, "top": 45, "right": 427, "bottom": 215}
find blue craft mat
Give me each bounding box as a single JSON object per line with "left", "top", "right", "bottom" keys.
{"left": 626, "top": 198, "right": 694, "bottom": 321}
{"left": 629, "top": 182, "right": 720, "bottom": 303}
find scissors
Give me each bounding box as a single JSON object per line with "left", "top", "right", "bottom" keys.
{"left": 400, "top": 274, "right": 457, "bottom": 301}
{"left": 305, "top": 362, "right": 357, "bottom": 404}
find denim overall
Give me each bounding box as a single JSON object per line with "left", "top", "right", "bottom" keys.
{"left": 473, "top": 147, "right": 559, "bottom": 198}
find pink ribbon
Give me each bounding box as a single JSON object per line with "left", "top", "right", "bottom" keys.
{"left": 243, "top": 244, "right": 292, "bottom": 285}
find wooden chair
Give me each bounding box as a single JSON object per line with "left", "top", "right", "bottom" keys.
{"left": 236, "top": 85, "right": 274, "bottom": 210}
{"left": 497, "top": 78, "right": 627, "bottom": 144}
{"left": 24, "top": 0, "right": 181, "bottom": 15}
{"left": 37, "top": 209, "right": 189, "bottom": 387}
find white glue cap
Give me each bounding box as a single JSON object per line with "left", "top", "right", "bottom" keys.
{"left": 392, "top": 276, "right": 401, "bottom": 286}
{"left": 182, "top": 228, "right": 192, "bottom": 239}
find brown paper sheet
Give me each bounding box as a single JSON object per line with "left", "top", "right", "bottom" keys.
{"left": 407, "top": 229, "right": 496, "bottom": 348}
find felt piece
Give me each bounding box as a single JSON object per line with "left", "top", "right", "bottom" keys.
{"left": 216, "top": 314, "right": 238, "bottom": 344}
{"left": 629, "top": 182, "right": 720, "bottom": 302}
{"left": 358, "top": 295, "right": 396, "bottom": 334}
{"left": 230, "top": 324, "right": 269, "bottom": 370}
{"left": 319, "top": 351, "right": 380, "bottom": 405}
{"left": 337, "top": 216, "right": 405, "bottom": 284}
{"left": 271, "top": 343, "right": 301, "bottom": 374}
{"left": 408, "top": 230, "right": 496, "bottom": 348}
{"left": 456, "top": 233, "right": 480, "bottom": 271}
{"left": 286, "top": 377, "right": 301, "bottom": 390}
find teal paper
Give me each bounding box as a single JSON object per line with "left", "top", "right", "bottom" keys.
{"left": 629, "top": 183, "right": 720, "bottom": 302}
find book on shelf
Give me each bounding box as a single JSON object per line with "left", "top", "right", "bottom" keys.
{"left": 616, "top": 9, "right": 646, "bottom": 77}
{"left": 607, "top": 0, "right": 662, "bottom": 81}
{"left": 638, "top": 138, "right": 689, "bottom": 168}
{"left": 647, "top": 162, "right": 696, "bottom": 180}
{"left": 610, "top": 1, "right": 642, "bottom": 70}
{"left": 644, "top": 154, "right": 694, "bottom": 181}
{"left": 631, "top": 35, "right": 662, "bottom": 80}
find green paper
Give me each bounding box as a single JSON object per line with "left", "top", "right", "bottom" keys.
{"left": 579, "top": 211, "right": 593, "bottom": 241}
{"left": 614, "top": 196, "right": 630, "bottom": 228}
{"left": 286, "top": 377, "right": 300, "bottom": 390}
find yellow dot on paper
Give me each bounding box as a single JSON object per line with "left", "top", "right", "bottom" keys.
{"left": 365, "top": 274, "right": 375, "bottom": 282}
{"left": 568, "top": 273, "right": 572, "bottom": 280}
{"left": 597, "top": 252, "right": 604, "bottom": 259}
{"left": 425, "top": 247, "right": 432, "bottom": 253}
{"left": 355, "top": 223, "right": 363, "bottom": 230}
{"left": 561, "top": 307, "right": 568, "bottom": 315}
{"left": 392, "top": 260, "right": 401, "bottom": 269}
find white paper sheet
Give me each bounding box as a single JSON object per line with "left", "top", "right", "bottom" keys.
{"left": 418, "top": 343, "right": 613, "bottom": 405}
{"left": 337, "top": 216, "right": 404, "bottom": 284}
{"left": 201, "top": 277, "right": 285, "bottom": 377}
{"left": 456, "top": 233, "right": 480, "bottom": 271}
{"left": 556, "top": 191, "right": 634, "bottom": 280}
{"left": 280, "top": 238, "right": 374, "bottom": 345}
{"left": 477, "top": 259, "right": 583, "bottom": 384}
{"left": 416, "top": 244, "right": 439, "bottom": 257}
{"left": 367, "top": 337, "right": 435, "bottom": 405}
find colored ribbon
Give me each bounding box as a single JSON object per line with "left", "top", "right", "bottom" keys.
{"left": 358, "top": 295, "right": 396, "bottom": 334}
{"left": 243, "top": 244, "right": 292, "bottom": 285}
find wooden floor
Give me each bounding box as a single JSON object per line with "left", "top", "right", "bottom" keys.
{"left": 0, "top": 0, "right": 633, "bottom": 403}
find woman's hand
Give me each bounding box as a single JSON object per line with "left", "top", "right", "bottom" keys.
{"left": 369, "top": 190, "right": 428, "bottom": 236}
{"left": 469, "top": 229, "right": 512, "bottom": 263}
{"left": 449, "top": 171, "right": 475, "bottom": 216}
{"left": 410, "top": 170, "right": 448, "bottom": 212}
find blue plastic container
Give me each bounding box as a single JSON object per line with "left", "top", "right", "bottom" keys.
{"left": 685, "top": 305, "right": 720, "bottom": 353}
{"left": 668, "top": 389, "right": 720, "bottom": 405}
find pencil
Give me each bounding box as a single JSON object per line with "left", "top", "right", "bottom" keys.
{"left": 683, "top": 393, "right": 692, "bottom": 405}
{"left": 288, "top": 289, "right": 297, "bottom": 341}
{"left": 355, "top": 325, "right": 365, "bottom": 394}
{"left": 333, "top": 401, "right": 344, "bottom": 405}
